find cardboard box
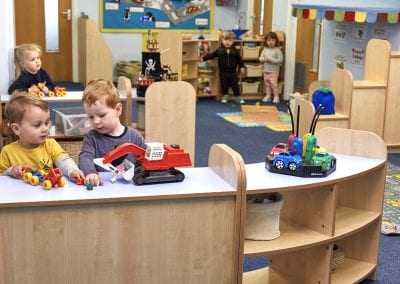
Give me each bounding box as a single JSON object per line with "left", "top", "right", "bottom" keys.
{"left": 241, "top": 105, "right": 279, "bottom": 122}
{"left": 53, "top": 107, "right": 91, "bottom": 136}
{"left": 242, "top": 81, "right": 260, "bottom": 93}
{"left": 242, "top": 46, "right": 261, "bottom": 59}
{"left": 245, "top": 64, "right": 263, "bottom": 77}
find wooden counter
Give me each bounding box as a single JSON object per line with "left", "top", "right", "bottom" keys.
{"left": 0, "top": 144, "right": 244, "bottom": 284}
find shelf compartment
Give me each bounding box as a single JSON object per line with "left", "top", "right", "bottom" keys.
{"left": 243, "top": 267, "right": 296, "bottom": 284}
{"left": 244, "top": 219, "right": 330, "bottom": 256}
{"left": 331, "top": 258, "right": 376, "bottom": 284}
{"left": 337, "top": 169, "right": 386, "bottom": 213}
{"left": 334, "top": 206, "right": 380, "bottom": 237}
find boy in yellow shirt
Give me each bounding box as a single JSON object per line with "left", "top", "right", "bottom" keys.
{"left": 0, "top": 91, "right": 84, "bottom": 181}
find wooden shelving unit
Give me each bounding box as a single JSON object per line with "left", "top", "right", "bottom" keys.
{"left": 158, "top": 31, "right": 220, "bottom": 99}
{"left": 240, "top": 127, "right": 387, "bottom": 284}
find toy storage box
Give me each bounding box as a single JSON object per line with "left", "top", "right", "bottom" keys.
{"left": 242, "top": 46, "right": 261, "bottom": 59}
{"left": 241, "top": 81, "right": 260, "bottom": 93}
{"left": 245, "top": 64, "right": 263, "bottom": 77}
{"left": 53, "top": 107, "right": 91, "bottom": 136}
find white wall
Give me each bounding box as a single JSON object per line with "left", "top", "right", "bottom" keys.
{"left": 0, "top": 1, "right": 15, "bottom": 93}
{"left": 320, "top": 21, "right": 400, "bottom": 80}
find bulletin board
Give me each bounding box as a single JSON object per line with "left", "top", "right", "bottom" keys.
{"left": 100, "top": 0, "right": 213, "bottom": 33}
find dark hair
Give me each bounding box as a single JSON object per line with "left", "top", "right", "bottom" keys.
{"left": 264, "top": 32, "right": 279, "bottom": 45}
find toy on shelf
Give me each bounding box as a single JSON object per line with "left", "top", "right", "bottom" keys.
{"left": 22, "top": 166, "right": 66, "bottom": 190}
{"left": 265, "top": 103, "right": 336, "bottom": 177}
{"left": 29, "top": 83, "right": 66, "bottom": 97}
{"left": 94, "top": 142, "right": 192, "bottom": 185}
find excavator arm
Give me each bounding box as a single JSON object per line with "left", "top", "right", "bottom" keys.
{"left": 103, "top": 143, "right": 146, "bottom": 164}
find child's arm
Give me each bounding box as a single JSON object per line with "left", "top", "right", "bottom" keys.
{"left": 2, "top": 164, "right": 30, "bottom": 178}
{"left": 78, "top": 134, "right": 104, "bottom": 186}
{"left": 41, "top": 69, "right": 57, "bottom": 90}
{"left": 259, "top": 48, "right": 266, "bottom": 63}
{"left": 55, "top": 156, "right": 84, "bottom": 182}
{"left": 202, "top": 49, "right": 219, "bottom": 61}
{"left": 8, "top": 73, "right": 31, "bottom": 94}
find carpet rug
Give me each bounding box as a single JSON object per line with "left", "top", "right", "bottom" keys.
{"left": 216, "top": 111, "right": 292, "bottom": 132}
{"left": 382, "top": 163, "right": 400, "bottom": 235}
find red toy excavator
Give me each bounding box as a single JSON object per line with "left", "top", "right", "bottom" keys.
{"left": 101, "top": 142, "right": 192, "bottom": 185}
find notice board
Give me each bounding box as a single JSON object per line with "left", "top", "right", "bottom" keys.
{"left": 100, "top": 0, "right": 213, "bottom": 32}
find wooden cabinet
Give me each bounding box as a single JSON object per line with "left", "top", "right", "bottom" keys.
{"left": 241, "top": 127, "right": 387, "bottom": 284}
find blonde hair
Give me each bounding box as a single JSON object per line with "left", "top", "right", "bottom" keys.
{"left": 14, "top": 44, "right": 42, "bottom": 77}
{"left": 82, "top": 79, "right": 121, "bottom": 108}
{"left": 5, "top": 91, "right": 49, "bottom": 124}
{"left": 219, "top": 30, "right": 235, "bottom": 46}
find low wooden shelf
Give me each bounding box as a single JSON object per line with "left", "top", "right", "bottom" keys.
{"left": 241, "top": 127, "right": 387, "bottom": 284}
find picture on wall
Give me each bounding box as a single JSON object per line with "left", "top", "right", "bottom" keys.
{"left": 101, "top": 0, "right": 213, "bottom": 32}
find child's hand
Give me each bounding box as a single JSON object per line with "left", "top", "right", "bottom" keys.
{"left": 29, "top": 85, "right": 39, "bottom": 94}
{"left": 70, "top": 170, "right": 85, "bottom": 183}
{"left": 265, "top": 57, "right": 271, "bottom": 63}
{"left": 239, "top": 67, "right": 245, "bottom": 76}
{"left": 11, "top": 164, "right": 30, "bottom": 179}
{"left": 84, "top": 173, "right": 103, "bottom": 186}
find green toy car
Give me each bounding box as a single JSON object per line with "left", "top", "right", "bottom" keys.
{"left": 311, "top": 152, "right": 336, "bottom": 171}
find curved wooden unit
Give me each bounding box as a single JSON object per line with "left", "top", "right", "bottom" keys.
{"left": 242, "top": 128, "right": 387, "bottom": 284}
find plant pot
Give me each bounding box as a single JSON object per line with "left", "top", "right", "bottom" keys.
{"left": 245, "top": 193, "right": 284, "bottom": 240}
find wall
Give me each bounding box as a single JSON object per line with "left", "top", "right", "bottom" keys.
{"left": 0, "top": 1, "right": 15, "bottom": 93}
{"left": 320, "top": 21, "right": 400, "bottom": 80}
{"left": 75, "top": 0, "right": 238, "bottom": 79}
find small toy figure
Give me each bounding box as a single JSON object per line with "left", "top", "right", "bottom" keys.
{"left": 123, "top": 8, "right": 131, "bottom": 22}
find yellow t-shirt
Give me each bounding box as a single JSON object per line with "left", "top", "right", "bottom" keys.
{"left": 0, "top": 138, "right": 67, "bottom": 174}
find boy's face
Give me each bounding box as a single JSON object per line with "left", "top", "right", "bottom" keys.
{"left": 21, "top": 50, "right": 41, "bottom": 74}
{"left": 11, "top": 105, "right": 50, "bottom": 149}
{"left": 222, "top": 38, "right": 233, "bottom": 49}
{"left": 83, "top": 98, "right": 122, "bottom": 136}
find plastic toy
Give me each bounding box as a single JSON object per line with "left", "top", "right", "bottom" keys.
{"left": 29, "top": 83, "right": 66, "bottom": 97}
{"left": 94, "top": 142, "right": 192, "bottom": 185}
{"left": 265, "top": 103, "right": 336, "bottom": 177}
{"left": 312, "top": 87, "right": 335, "bottom": 114}
{"left": 22, "top": 167, "right": 66, "bottom": 190}
{"left": 269, "top": 142, "right": 288, "bottom": 157}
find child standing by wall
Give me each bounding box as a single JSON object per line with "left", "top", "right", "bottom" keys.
{"left": 259, "top": 32, "right": 283, "bottom": 104}
{"left": 79, "top": 79, "right": 146, "bottom": 186}
{"left": 202, "top": 30, "right": 245, "bottom": 104}
{"left": 0, "top": 92, "right": 84, "bottom": 181}
{"left": 8, "top": 44, "right": 56, "bottom": 95}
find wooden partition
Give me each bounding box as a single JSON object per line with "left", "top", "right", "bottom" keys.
{"left": 78, "top": 17, "right": 113, "bottom": 85}
{"left": 144, "top": 81, "right": 196, "bottom": 163}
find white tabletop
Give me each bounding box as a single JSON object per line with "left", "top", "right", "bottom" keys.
{"left": 1, "top": 91, "right": 128, "bottom": 102}
{"left": 0, "top": 167, "right": 235, "bottom": 208}
{"left": 245, "top": 153, "right": 385, "bottom": 192}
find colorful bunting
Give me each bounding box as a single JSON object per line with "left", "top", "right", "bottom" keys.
{"left": 292, "top": 8, "right": 400, "bottom": 23}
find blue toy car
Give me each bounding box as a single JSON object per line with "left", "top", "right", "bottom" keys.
{"left": 273, "top": 151, "right": 303, "bottom": 171}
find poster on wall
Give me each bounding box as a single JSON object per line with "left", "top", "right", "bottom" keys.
{"left": 351, "top": 47, "right": 365, "bottom": 65}
{"left": 100, "top": 0, "right": 213, "bottom": 32}
{"left": 352, "top": 23, "right": 367, "bottom": 41}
